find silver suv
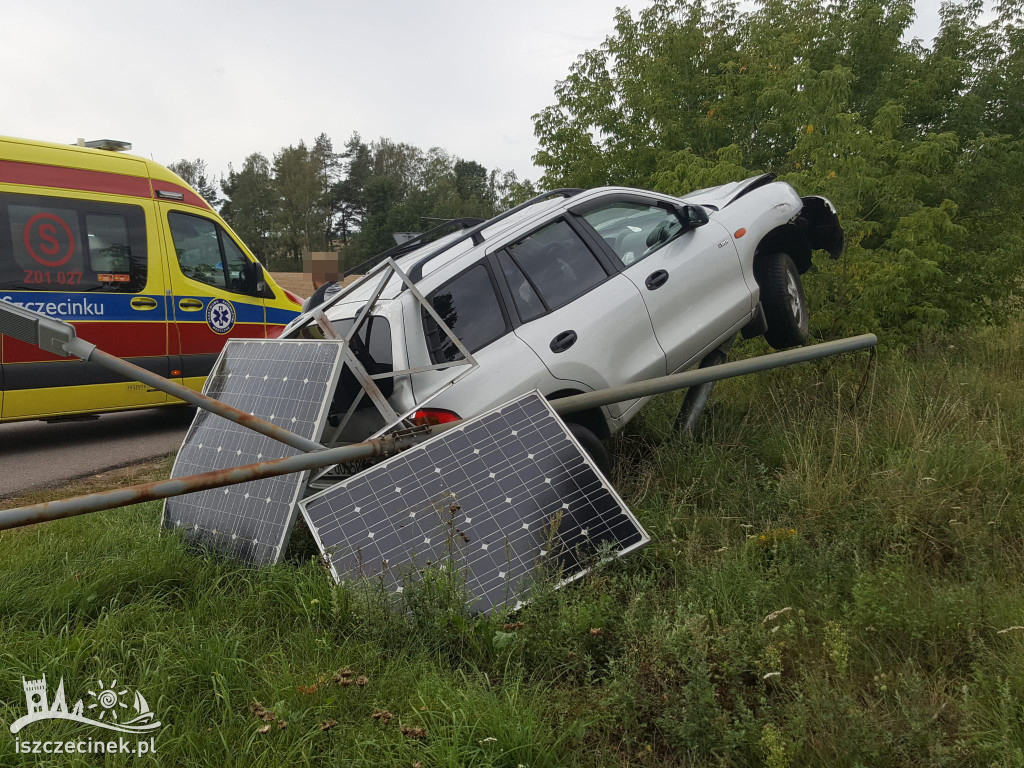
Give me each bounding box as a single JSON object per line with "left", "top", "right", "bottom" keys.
{"left": 283, "top": 175, "right": 843, "bottom": 469}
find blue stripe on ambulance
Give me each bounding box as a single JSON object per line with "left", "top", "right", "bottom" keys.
{"left": 266, "top": 306, "right": 302, "bottom": 325}
{"left": 0, "top": 292, "right": 168, "bottom": 322}
{"left": 0, "top": 292, "right": 267, "bottom": 324}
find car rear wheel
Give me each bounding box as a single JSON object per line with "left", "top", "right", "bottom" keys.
{"left": 756, "top": 252, "right": 809, "bottom": 349}
{"left": 567, "top": 422, "right": 612, "bottom": 477}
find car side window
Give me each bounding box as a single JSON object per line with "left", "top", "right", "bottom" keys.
{"left": 505, "top": 219, "right": 606, "bottom": 310}
{"left": 582, "top": 202, "right": 683, "bottom": 267}
{"left": 497, "top": 251, "right": 545, "bottom": 322}
{"left": 423, "top": 263, "right": 507, "bottom": 363}
{"left": 168, "top": 212, "right": 259, "bottom": 295}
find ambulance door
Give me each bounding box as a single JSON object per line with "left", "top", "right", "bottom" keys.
{"left": 159, "top": 206, "right": 269, "bottom": 391}
{"left": 0, "top": 191, "right": 169, "bottom": 420}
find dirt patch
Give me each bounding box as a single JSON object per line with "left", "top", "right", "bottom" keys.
{"left": 269, "top": 273, "right": 362, "bottom": 302}
{"left": 270, "top": 272, "right": 313, "bottom": 300}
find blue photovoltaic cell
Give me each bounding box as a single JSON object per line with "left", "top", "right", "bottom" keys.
{"left": 300, "top": 391, "right": 649, "bottom": 614}
{"left": 162, "top": 339, "right": 344, "bottom": 566}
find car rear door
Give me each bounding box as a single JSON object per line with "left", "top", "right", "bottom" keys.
{"left": 159, "top": 205, "right": 269, "bottom": 391}
{"left": 573, "top": 196, "right": 752, "bottom": 373}
{"left": 409, "top": 260, "right": 577, "bottom": 420}
{"left": 494, "top": 217, "right": 666, "bottom": 420}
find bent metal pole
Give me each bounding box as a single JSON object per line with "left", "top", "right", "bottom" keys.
{"left": 551, "top": 334, "right": 877, "bottom": 416}
{"left": 0, "top": 427, "right": 443, "bottom": 531}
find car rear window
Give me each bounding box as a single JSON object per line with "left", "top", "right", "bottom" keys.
{"left": 0, "top": 192, "right": 147, "bottom": 293}
{"left": 295, "top": 314, "right": 394, "bottom": 413}
{"left": 335, "top": 315, "right": 394, "bottom": 412}
{"left": 423, "top": 263, "right": 507, "bottom": 363}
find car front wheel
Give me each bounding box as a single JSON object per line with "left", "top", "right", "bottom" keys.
{"left": 756, "top": 252, "right": 810, "bottom": 349}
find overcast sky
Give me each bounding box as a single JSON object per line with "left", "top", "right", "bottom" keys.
{"left": 2, "top": 0, "right": 947, "bottom": 183}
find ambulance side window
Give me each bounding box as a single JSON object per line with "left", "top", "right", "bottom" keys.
{"left": 86, "top": 214, "right": 132, "bottom": 273}
{"left": 168, "top": 214, "right": 225, "bottom": 288}
{"left": 221, "top": 234, "right": 253, "bottom": 293}
{"left": 168, "top": 212, "right": 260, "bottom": 295}
{"left": 0, "top": 192, "right": 147, "bottom": 293}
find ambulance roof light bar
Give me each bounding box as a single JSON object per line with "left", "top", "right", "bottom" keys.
{"left": 76, "top": 138, "right": 132, "bottom": 152}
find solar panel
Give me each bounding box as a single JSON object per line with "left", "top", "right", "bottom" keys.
{"left": 162, "top": 339, "right": 344, "bottom": 566}
{"left": 300, "top": 391, "right": 649, "bottom": 614}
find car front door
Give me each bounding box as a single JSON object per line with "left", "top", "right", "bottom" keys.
{"left": 161, "top": 206, "right": 269, "bottom": 392}
{"left": 495, "top": 217, "right": 666, "bottom": 420}
{"left": 575, "top": 197, "right": 752, "bottom": 373}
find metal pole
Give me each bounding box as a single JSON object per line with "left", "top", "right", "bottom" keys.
{"left": 552, "top": 334, "right": 877, "bottom": 416}
{"left": 70, "top": 340, "right": 326, "bottom": 454}
{"left": 0, "top": 426, "right": 449, "bottom": 530}
{"left": 673, "top": 347, "right": 729, "bottom": 432}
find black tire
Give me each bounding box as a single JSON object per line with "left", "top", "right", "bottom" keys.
{"left": 567, "top": 422, "right": 612, "bottom": 476}
{"left": 756, "top": 252, "right": 810, "bottom": 349}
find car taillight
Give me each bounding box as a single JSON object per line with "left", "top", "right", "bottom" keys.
{"left": 413, "top": 408, "right": 460, "bottom": 426}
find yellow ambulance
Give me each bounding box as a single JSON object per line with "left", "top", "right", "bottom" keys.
{"left": 0, "top": 135, "right": 304, "bottom": 422}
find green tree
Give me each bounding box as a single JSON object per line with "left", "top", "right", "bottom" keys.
{"left": 342, "top": 138, "right": 519, "bottom": 263}
{"left": 533, "top": 0, "right": 1024, "bottom": 339}
{"left": 167, "top": 157, "right": 222, "bottom": 209}
{"left": 272, "top": 136, "right": 336, "bottom": 261}
{"left": 330, "top": 132, "right": 372, "bottom": 246}
{"left": 220, "top": 152, "right": 277, "bottom": 262}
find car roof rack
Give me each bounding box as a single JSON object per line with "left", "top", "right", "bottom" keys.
{"left": 287, "top": 188, "right": 586, "bottom": 329}
{"left": 405, "top": 188, "right": 584, "bottom": 283}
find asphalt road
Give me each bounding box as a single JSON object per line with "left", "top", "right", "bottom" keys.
{"left": 0, "top": 406, "right": 195, "bottom": 500}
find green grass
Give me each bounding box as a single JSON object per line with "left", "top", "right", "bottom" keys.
{"left": 1, "top": 324, "right": 1022, "bottom": 766}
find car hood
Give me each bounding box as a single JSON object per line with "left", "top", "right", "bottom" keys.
{"left": 680, "top": 173, "right": 777, "bottom": 210}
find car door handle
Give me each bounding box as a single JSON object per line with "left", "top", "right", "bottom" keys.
{"left": 130, "top": 296, "right": 158, "bottom": 310}
{"left": 549, "top": 330, "right": 577, "bottom": 353}
{"left": 178, "top": 298, "right": 204, "bottom": 311}
{"left": 645, "top": 269, "right": 669, "bottom": 290}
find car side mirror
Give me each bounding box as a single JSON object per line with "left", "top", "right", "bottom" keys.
{"left": 245, "top": 261, "right": 268, "bottom": 296}
{"left": 675, "top": 204, "right": 709, "bottom": 229}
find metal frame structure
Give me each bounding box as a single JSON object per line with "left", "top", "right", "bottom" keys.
{"left": 0, "top": 278, "right": 879, "bottom": 543}
{"left": 284, "top": 257, "right": 481, "bottom": 484}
